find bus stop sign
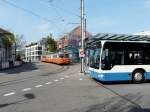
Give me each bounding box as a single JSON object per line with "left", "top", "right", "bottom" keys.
{"left": 79, "top": 49, "right": 85, "bottom": 57}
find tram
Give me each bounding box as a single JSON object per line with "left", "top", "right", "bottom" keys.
{"left": 41, "top": 53, "right": 71, "bottom": 65}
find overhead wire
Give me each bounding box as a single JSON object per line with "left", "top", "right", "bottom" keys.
{"left": 1, "top": 0, "right": 62, "bottom": 32}
{"left": 40, "top": 0, "right": 80, "bottom": 18}
{"left": 39, "top": 0, "right": 80, "bottom": 34}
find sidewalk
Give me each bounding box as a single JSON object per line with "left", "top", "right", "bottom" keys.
{"left": 0, "top": 61, "right": 22, "bottom": 70}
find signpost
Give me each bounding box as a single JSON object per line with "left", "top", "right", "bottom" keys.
{"left": 79, "top": 49, "right": 85, "bottom": 58}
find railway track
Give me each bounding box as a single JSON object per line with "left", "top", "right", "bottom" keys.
{"left": 0, "top": 65, "right": 70, "bottom": 87}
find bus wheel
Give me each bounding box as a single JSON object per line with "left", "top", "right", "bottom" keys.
{"left": 132, "top": 70, "right": 144, "bottom": 83}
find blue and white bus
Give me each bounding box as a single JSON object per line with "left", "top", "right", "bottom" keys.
{"left": 86, "top": 34, "right": 150, "bottom": 83}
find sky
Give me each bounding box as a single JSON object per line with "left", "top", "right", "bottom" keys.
{"left": 0, "top": 0, "right": 150, "bottom": 43}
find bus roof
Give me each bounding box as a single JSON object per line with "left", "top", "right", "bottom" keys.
{"left": 93, "top": 33, "right": 150, "bottom": 41}
{"left": 86, "top": 33, "right": 150, "bottom": 48}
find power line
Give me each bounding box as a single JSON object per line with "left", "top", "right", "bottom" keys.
{"left": 2, "top": 0, "right": 62, "bottom": 32}
{"left": 2, "top": 0, "right": 54, "bottom": 23}
{"left": 40, "top": 0, "right": 80, "bottom": 18}
{"left": 39, "top": 0, "right": 78, "bottom": 33}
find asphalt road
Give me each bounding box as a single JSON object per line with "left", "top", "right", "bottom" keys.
{"left": 0, "top": 62, "right": 150, "bottom": 112}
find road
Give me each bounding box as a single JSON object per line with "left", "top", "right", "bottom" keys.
{"left": 0, "top": 62, "right": 150, "bottom": 112}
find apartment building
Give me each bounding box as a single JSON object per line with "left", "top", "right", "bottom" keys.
{"left": 25, "top": 42, "right": 42, "bottom": 62}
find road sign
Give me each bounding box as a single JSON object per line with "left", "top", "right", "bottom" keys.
{"left": 79, "top": 49, "right": 85, "bottom": 57}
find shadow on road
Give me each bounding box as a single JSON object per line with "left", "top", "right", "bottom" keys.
{"left": 69, "top": 93, "right": 150, "bottom": 112}
{"left": 0, "top": 63, "right": 38, "bottom": 74}
{"left": 0, "top": 93, "right": 35, "bottom": 109}
{"left": 93, "top": 79, "right": 150, "bottom": 85}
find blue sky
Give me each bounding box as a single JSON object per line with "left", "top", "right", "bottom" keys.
{"left": 0, "top": 0, "right": 150, "bottom": 43}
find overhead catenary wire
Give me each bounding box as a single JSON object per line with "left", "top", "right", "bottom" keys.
{"left": 45, "top": 0, "right": 68, "bottom": 32}
{"left": 40, "top": 0, "right": 80, "bottom": 18}
{"left": 2, "top": 0, "right": 62, "bottom": 32}
{"left": 39, "top": 0, "right": 80, "bottom": 34}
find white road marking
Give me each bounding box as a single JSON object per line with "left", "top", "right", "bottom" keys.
{"left": 79, "top": 78, "right": 83, "bottom": 81}
{"left": 65, "top": 75, "right": 69, "bottom": 78}
{"left": 60, "top": 77, "right": 64, "bottom": 80}
{"left": 54, "top": 80, "right": 59, "bottom": 82}
{"left": 4, "top": 92, "right": 15, "bottom": 96}
{"left": 22, "top": 88, "right": 32, "bottom": 92}
{"left": 35, "top": 85, "right": 43, "bottom": 88}
{"left": 45, "top": 82, "right": 52, "bottom": 85}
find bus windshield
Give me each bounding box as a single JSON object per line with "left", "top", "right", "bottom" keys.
{"left": 89, "top": 48, "right": 101, "bottom": 69}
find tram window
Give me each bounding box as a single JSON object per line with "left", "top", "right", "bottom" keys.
{"left": 64, "top": 54, "right": 69, "bottom": 58}
{"left": 59, "top": 54, "right": 64, "bottom": 58}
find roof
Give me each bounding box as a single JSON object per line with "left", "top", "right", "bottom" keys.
{"left": 93, "top": 33, "right": 150, "bottom": 41}
{"left": 86, "top": 33, "right": 150, "bottom": 48}
{"left": 69, "top": 25, "right": 92, "bottom": 38}
{"left": 26, "top": 42, "right": 39, "bottom": 47}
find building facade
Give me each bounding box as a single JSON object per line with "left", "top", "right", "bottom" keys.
{"left": 57, "top": 26, "right": 92, "bottom": 62}
{"left": 25, "top": 43, "right": 42, "bottom": 62}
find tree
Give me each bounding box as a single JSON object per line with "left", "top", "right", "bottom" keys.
{"left": 2, "top": 33, "right": 15, "bottom": 60}
{"left": 41, "top": 34, "right": 57, "bottom": 53}
{"left": 2, "top": 34, "right": 15, "bottom": 48}
{"left": 15, "top": 34, "right": 26, "bottom": 60}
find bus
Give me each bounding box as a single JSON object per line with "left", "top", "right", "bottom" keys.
{"left": 86, "top": 35, "right": 150, "bottom": 83}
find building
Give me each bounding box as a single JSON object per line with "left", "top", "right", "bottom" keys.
{"left": 25, "top": 42, "right": 42, "bottom": 62}
{"left": 57, "top": 26, "right": 92, "bottom": 62}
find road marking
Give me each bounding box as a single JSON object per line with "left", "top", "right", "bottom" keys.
{"left": 35, "top": 85, "right": 43, "bottom": 88}
{"left": 60, "top": 77, "right": 64, "bottom": 80}
{"left": 79, "top": 78, "right": 83, "bottom": 81}
{"left": 45, "top": 82, "right": 52, "bottom": 85}
{"left": 4, "top": 92, "right": 15, "bottom": 96}
{"left": 65, "top": 75, "right": 69, "bottom": 78}
{"left": 22, "top": 88, "right": 32, "bottom": 92}
{"left": 54, "top": 80, "right": 59, "bottom": 82}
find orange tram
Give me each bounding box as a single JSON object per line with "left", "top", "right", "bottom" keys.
{"left": 41, "top": 53, "right": 71, "bottom": 65}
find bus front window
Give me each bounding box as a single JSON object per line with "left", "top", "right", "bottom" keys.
{"left": 101, "top": 49, "right": 112, "bottom": 70}
{"left": 89, "top": 48, "right": 101, "bottom": 69}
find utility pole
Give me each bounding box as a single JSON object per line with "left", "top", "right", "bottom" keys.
{"left": 80, "top": 0, "right": 85, "bottom": 73}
